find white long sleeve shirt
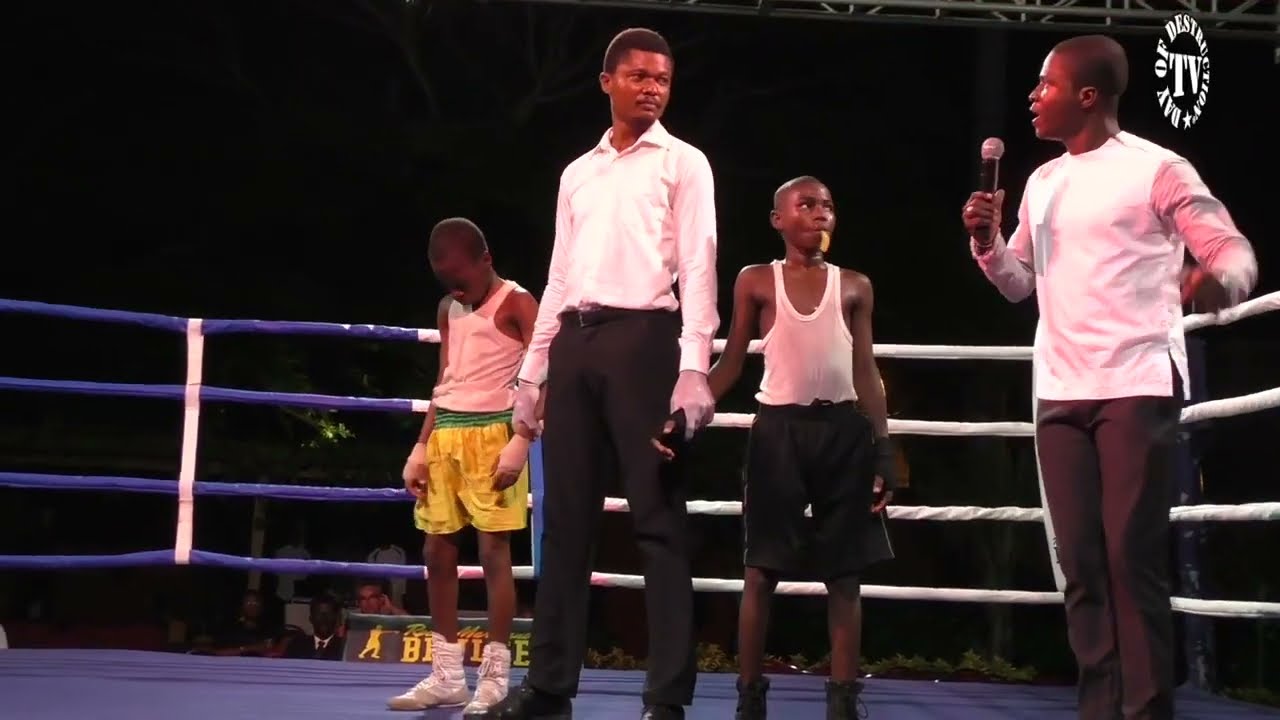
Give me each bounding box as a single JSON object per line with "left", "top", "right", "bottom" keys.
{"left": 973, "top": 132, "right": 1257, "bottom": 402}
{"left": 518, "top": 121, "right": 720, "bottom": 385}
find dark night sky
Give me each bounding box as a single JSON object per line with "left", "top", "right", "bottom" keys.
{"left": 1, "top": 0, "right": 1278, "bottom": 677}
{"left": 5, "top": 1, "right": 1277, "bottom": 335}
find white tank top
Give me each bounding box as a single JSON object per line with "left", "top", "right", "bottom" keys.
{"left": 755, "top": 261, "right": 857, "bottom": 406}
{"left": 432, "top": 280, "right": 526, "bottom": 413}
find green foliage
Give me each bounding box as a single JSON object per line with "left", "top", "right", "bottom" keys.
{"left": 584, "top": 644, "right": 1039, "bottom": 684}
{"left": 1223, "top": 687, "right": 1280, "bottom": 709}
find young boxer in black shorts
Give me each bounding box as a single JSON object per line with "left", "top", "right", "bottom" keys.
{"left": 657, "top": 176, "right": 896, "bottom": 719}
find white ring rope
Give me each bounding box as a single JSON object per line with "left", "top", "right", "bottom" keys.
{"left": 421, "top": 290, "right": 1276, "bottom": 617}
{"left": 589, "top": 498, "right": 1280, "bottom": 524}
{"left": 437, "top": 565, "right": 1280, "bottom": 618}
{"left": 412, "top": 289, "right": 1280, "bottom": 359}
{"left": 5, "top": 292, "right": 1276, "bottom": 619}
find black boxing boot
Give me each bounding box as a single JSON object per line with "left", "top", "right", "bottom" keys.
{"left": 735, "top": 675, "right": 769, "bottom": 719}
{"left": 825, "top": 679, "right": 867, "bottom": 719}
{"left": 640, "top": 704, "right": 684, "bottom": 719}
{"left": 485, "top": 678, "right": 572, "bottom": 719}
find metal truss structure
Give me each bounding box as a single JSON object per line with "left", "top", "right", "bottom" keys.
{"left": 499, "top": 0, "right": 1280, "bottom": 43}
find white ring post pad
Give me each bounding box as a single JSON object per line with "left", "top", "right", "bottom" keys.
{"left": 175, "top": 318, "right": 204, "bottom": 565}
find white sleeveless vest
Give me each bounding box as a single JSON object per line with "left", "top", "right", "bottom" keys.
{"left": 755, "top": 261, "right": 857, "bottom": 406}
{"left": 432, "top": 280, "right": 526, "bottom": 413}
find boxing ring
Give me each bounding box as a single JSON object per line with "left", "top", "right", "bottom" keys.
{"left": 2, "top": 294, "right": 1280, "bottom": 719}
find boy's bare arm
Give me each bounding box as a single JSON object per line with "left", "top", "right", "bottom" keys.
{"left": 405, "top": 297, "right": 452, "bottom": 497}
{"left": 707, "top": 266, "right": 764, "bottom": 402}
{"left": 418, "top": 297, "right": 453, "bottom": 443}
{"left": 846, "top": 271, "right": 888, "bottom": 439}
{"left": 846, "top": 269, "right": 896, "bottom": 511}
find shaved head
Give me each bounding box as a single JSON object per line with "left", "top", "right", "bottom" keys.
{"left": 1053, "top": 34, "right": 1129, "bottom": 105}
{"left": 773, "top": 175, "right": 825, "bottom": 209}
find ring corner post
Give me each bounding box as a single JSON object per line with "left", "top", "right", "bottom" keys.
{"left": 530, "top": 437, "right": 545, "bottom": 578}
{"left": 174, "top": 318, "right": 205, "bottom": 566}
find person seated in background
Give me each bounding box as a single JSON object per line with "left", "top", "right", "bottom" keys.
{"left": 208, "top": 589, "right": 279, "bottom": 657}
{"left": 279, "top": 593, "right": 345, "bottom": 661}
{"left": 356, "top": 579, "right": 408, "bottom": 616}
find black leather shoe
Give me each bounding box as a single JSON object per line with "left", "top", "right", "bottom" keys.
{"left": 825, "top": 679, "right": 868, "bottom": 719}
{"left": 640, "top": 704, "right": 685, "bottom": 720}
{"left": 735, "top": 676, "right": 769, "bottom": 719}
{"left": 485, "top": 681, "right": 572, "bottom": 719}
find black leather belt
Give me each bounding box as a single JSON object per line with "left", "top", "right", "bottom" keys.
{"left": 560, "top": 306, "right": 674, "bottom": 327}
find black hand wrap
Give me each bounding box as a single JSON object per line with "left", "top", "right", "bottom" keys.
{"left": 873, "top": 435, "right": 897, "bottom": 492}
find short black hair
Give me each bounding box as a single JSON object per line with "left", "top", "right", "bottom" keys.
{"left": 603, "top": 28, "right": 672, "bottom": 74}
{"left": 428, "top": 217, "right": 487, "bottom": 261}
{"left": 310, "top": 592, "right": 341, "bottom": 614}
{"left": 1055, "top": 34, "right": 1129, "bottom": 100}
{"left": 773, "top": 175, "right": 826, "bottom": 208}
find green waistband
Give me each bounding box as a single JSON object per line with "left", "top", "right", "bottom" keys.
{"left": 434, "top": 408, "right": 513, "bottom": 429}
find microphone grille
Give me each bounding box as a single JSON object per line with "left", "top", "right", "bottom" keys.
{"left": 981, "top": 137, "right": 1005, "bottom": 160}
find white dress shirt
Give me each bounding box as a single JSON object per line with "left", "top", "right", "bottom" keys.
{"left": 973, "top": 132, "right": 1257, "bottom": 402}
{"left": 518, "top": 121, "right": 719, "bottom": 385}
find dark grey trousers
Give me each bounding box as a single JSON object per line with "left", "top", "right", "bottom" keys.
{"left": 1037, "top": 374, "right": 1183, "bottom": 720}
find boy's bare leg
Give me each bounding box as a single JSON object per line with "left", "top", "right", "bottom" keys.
{"left": 825, "top": 576, "right": 861, "bottom": 683}
{"left": 478, "top": 530, "right": 515, "bottom": 644}
{"left": 468, "top": 529, "right": 516, "bottom": 714}
{"left": 386, "top": 532, "right": 470, "bottom": 710}
{"left": 735, "top": 566, "right": 778, "bottom": 718}
{"left": 426, "top": 532, "right": 461, "bottom": 641}
{"left": 738, "top": 566, "right": 779, "bottom": 682}
{"left": 824, "top": 576, "right": 867, "bottom": 719}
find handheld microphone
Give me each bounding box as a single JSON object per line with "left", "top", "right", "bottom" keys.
{"left": 976, "top": 137, "right": 1005, "bottom": 247}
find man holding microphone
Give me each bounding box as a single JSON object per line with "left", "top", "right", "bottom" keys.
{"left": 962, "top": 34, "right": 1256, "bottom": 720}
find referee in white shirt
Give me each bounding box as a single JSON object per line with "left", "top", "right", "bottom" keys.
{"left": 490, "top": 28, "right": 718, "bottom": 720}
{"left": 963, "top": 36, "right": 1257, "bottom": 720}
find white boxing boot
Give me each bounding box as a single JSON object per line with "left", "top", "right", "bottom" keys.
{"left": 463, "top": 642, "right": 512, "bottom": 716}
{"left": 386, "top": 632, "right": 471, "bottom": 710}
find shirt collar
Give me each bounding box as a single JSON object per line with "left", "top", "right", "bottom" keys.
{"left": 594, "top": 120, "right": 671, "bottom": 156}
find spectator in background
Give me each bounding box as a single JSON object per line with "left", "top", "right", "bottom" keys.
{"left": 280, "top": 594, "right": 344, "bottom": 661}
{"left": 366, "top": 543, "right": 407, "bottom": 609}
{"left": 356, "top": 580, "right": 407, "bottom": 616}
{"left": 209, "top": 590, "right": 279, "bottom": 657}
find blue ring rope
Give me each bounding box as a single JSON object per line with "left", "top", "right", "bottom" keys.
{"left": 0, "top": 296, "right": 540, "bottom": 578}
{"left": 0, "top": 298, "right": 427, "bottom": 342}
{"left": 0, "top": 376, "right": 418, "bottom": 413}
{"left": 0, "top": 472, "right": 414, "bottom": 501}
{"left": 0, "top": 550, "right": 429, "bottom": 578}
{"left": 0, "top": 299, "right": 188, "bottom": 333}
{"left": 2, "top": 294, "right": 1262, "bottom": 589}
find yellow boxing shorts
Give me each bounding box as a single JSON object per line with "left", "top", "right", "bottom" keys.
{"left": 415, "top": 408, "right": 529, "bottom": 536}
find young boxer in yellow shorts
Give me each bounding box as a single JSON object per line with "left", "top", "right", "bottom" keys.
{"left": 387, "top": 218, "right": 541, "bottom": 716}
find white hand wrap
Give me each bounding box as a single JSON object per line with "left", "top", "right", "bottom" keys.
{"left": 402, "top": 442, "right": 428, "bottom": 482}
